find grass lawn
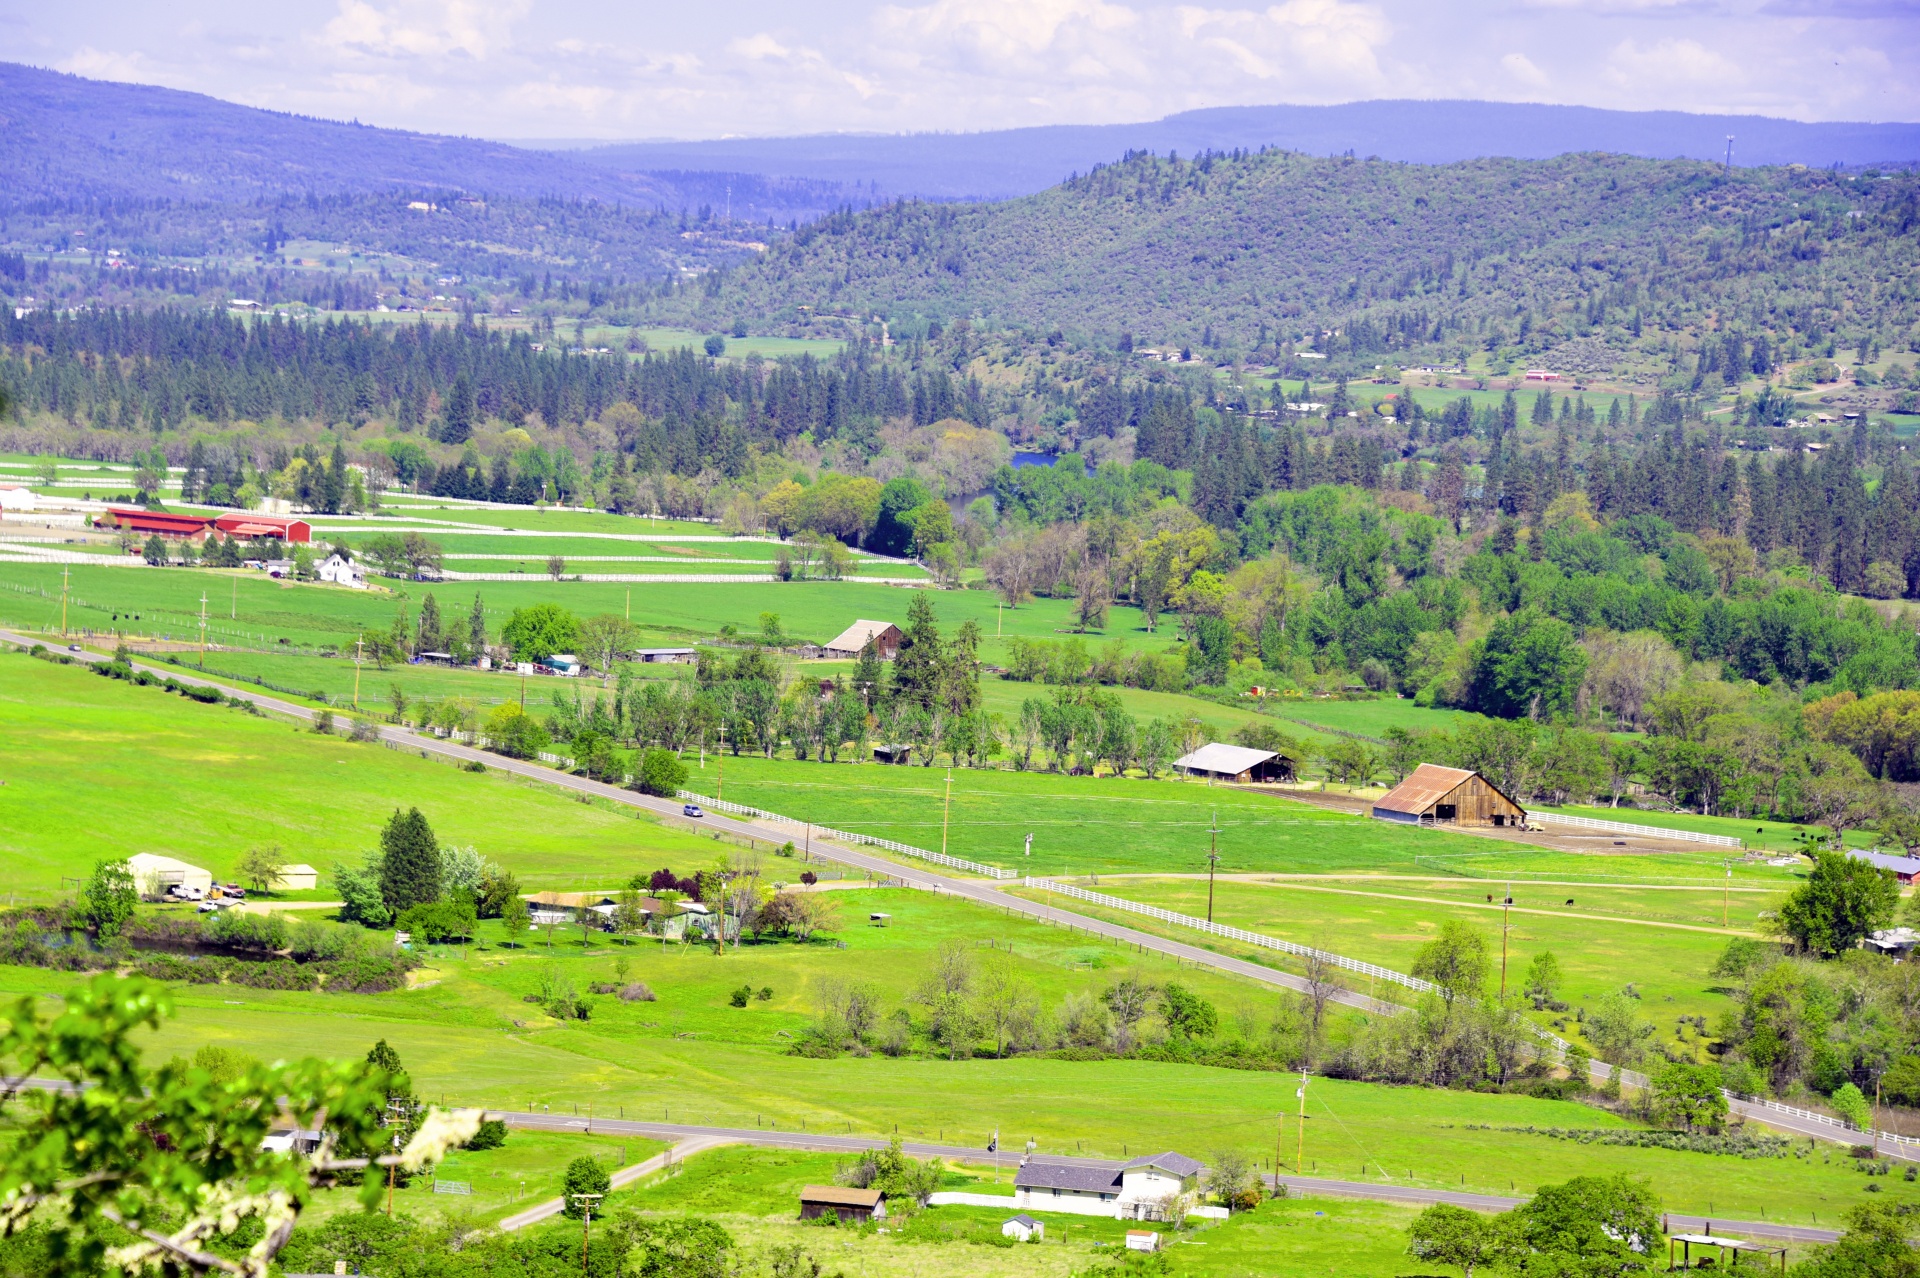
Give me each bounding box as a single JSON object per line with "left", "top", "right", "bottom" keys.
{"left": 1530, "top": 803, "right": 1848, "bottom": 855}
{"left": 0, "top": 649, "right": 738, "bottom": 896}
{"left": 1048, "top": 876, "right": 1785, "bottom": 1042}
{"left": 1263, "top": 698, "right": 1476, "bottom": 742}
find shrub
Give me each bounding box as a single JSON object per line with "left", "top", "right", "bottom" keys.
{"left": 634, "top": 747, "right": 689, "bottom": 797}
{"left": 729, "top": 985, "right": 752, "bottom": 1008}
{"left": 464, "top": 1119, "right": 508, "bottom": 1151}
{"left": 560, "top": 1156, "right": 611, "bottom": 1217}
{"left": 619, "top": 982, "right": 657, "bottom": 1002}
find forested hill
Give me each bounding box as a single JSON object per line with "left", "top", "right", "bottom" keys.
{"left": 667, "top": 151, "right": 1920, "bottom": 357}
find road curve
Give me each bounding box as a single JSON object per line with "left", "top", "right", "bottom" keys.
{"left": 3, "top": 631, "right": 1900, "bottom": 1161}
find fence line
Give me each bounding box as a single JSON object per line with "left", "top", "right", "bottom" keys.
{"left": 1730, "top": 1094, "right": 1920, "bottom": 1146}
{"left": 1022, "top": 877, "right": 1436, "bottom": 995}
{"left": 1529, "top": 811, "right": 1743, "bottom": 849}
{"left": 676, "top": 791, "right": 1018, "bottom": 880}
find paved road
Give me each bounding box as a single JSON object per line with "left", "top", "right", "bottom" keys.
{"left": 496, "top": 1135, "right": 735, "bottom": 1231}
{"left": 6, "top": 631, "right": 1903, "bottom": 1163}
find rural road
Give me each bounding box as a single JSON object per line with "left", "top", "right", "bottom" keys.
{"left": 495, "top": 1134, "right": 736, "bottom": 1231}
{"left": 4, "top": 631, "right": 1903, "bottom": 1164}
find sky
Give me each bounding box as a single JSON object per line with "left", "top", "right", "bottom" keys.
{"left": 0, "top": 0, "right": 1916, "bottom": 141}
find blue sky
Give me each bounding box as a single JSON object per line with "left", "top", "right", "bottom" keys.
{"left": 1, "top": 0, "right": 1915, "bottom": 139}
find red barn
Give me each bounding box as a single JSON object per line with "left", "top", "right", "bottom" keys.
{"left": 213, "top": 513, "right": 312, "bottom": 543}
{"left": 102, "top": 508, "right": 214, "bottom": 540}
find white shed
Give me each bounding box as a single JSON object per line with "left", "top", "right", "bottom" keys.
{"left": 273, "top": 864, "right": 319, "bottom": 891}
{"left": 1002, "top": 1214, "right": 1044, "bottom": 1242}
{"left": 127, "top": 853, "right": 213, "bottom": 897}
{"left": 0, "top": 485, "right": 36, "bottom": 513}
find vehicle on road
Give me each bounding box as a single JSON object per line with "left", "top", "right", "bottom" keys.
{"left": 683, "top": 803, "right": 704, "bottom": 818}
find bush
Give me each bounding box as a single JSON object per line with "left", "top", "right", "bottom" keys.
{"left": 619, "top": 982, "right": 657, "bottom": 1002}
{"left": 464, "top": 1119, "right": 508, "bottom": 1151}
{"left": 634, "top": 747, "right": 689, "bottom": 798}
{"left": 729, "top": 984, "right": 752, "bottom": 1008}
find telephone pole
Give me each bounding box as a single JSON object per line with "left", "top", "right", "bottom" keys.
{"left": 1499, "top": 882, "right": 1512, "bottom": 999}
{"left": 1723, "top": 862, "right": 1731, "bottom": 927}
{"left": 197, "top": 591, "right": 209, "bottom": 669}
{"left": 1294, "top": 1071, "right": 1309, "bottom": 1171}
{"left": 941, "top": 768, "right": 954, "bottom": 858}
{"left": 59, "top": 565, "right": 69, "bottom": 638}
{"left": 1206, "top": 809, "right": 1221, "bottom": 922}
{"left": 353, "top": 636, "right": 365, "bottom": 709}
{"left": 572, "top": 1192, "right": 604, "bottom": 1273}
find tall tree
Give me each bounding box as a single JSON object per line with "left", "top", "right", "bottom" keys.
{"left": 379, "top": 808, "right": 442, "bottom": 912}
{"left": 891, "top": 594, "right": 945, "bottom": 712}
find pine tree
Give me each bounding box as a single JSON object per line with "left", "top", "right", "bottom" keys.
{"left": 891, "top": 594, "right": 945, "bottom": 712}
{"left": 852, "top": 637, "right": 885, "bottom": 708}
{"left": 416, "top": 593, "right": 444, "bottom": 654}
{"left": 379, "top": 808, "right": 441, "bottom": 911}
{"left": 468, "top": 594, "right": 487, "bottom": 657}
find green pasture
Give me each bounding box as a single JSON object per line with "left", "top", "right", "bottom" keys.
{"left": 301, "top": 1130, "right": 662, "bottom": 1227}
{"left": 1058, "top": 876, "right": 1785, "bottom": 1042}
{"left": 602, "top": 326, "right": 847, "bottom": 362}
{"left": 349, "top": 507, "right": 720, "bottom": 538}
{"left": 0, "top": 650, "right": 742, "bottom": 897}
{"left": 3, "top": 941, "right": 1898, "bottom": 1222}
{"left": 1530, "top": 803, "right": 1836, "bottom": 856}
{"left": 0, "top": 558, "right": 1176, "bottom": 662}
{"left": 1265, "top": 697, "right": 1475, "bottom": 742}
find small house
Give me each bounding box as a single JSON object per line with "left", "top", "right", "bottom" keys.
{"left": 1126, "top": 1230, "right": 1161, "bottom": 1252}
{"left": 873, "top": 743, "right": 913, "bottom": 765}
{"left": 260, "top": 1128, "right": 324, "bottom": 1155}
{"left": 272, "top": 864, "right": 319, "bottom": 892}
{"left": 1014, "top": 1160, "right": 1124, "bottom": 1215}
{"left": 633, "top": 648, "right": 697, "bottom": 664}
{"left": 1002, "top": 1214, "right": 1044, "bottom": 1242}
{"left": 1372, "top": 764, "right": 1526, "bottom": 828}
{"left": 127, "top": 853, "right": 213, "bottom": 899}
{"left": 798, "top": 1186, "right": 885, "bottom": 1223}
{"left": 1867, "top": 927, "right": 1920, "bottom": 958}
{"left": 822, "top": 620, "right": 903, "bottom": 660}
{"left": 318, "top": 553, "right": 366, "bottom": 589}
{"left": 1171, "top": 743, "right": 1296, "bottom": 784}
{"left": 539, "top": 653, "right": 583, "bottom": 677}
{"left": 1117, "top": 1153, "right": 1204, "bottom": 1221}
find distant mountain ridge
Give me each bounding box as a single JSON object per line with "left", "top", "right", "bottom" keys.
{"left": 563, "top": 100, "right": 1920, "bottom": 202}
{"left": 0, "top": 62, "right": 857, "bottom": 223}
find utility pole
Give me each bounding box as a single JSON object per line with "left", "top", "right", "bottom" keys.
{"left": 717, "top": 723, "right": 726, "bottom": 802}
{"left": 571, "top": 1192, "right": 603, "bottom": 1272}
{"left": 353, "top": 636, "right": 365, "bottom": 709}
{"left": 1294, "top": 1071, "right": 1309, "bottom": 1171}
{"left": 1499, "top": 882, "right": 1512, "bottom": 999}
{"left": 59, "top": 565, "right": 69, "bottom": 638}
{"left": 1724, "top": 135, "right": 1735, "bottom": 173}
{"left": 625, "top": 587, "right": 630, "bottom": 622}
{"left": 197, "top": 591, "right": 209, "bottom": 669}
{"left": 231, "top": 574, "right": 237, "bottom": 620}
{"left": 1206, "top": 809, "right": 1221, "bottom": 923}
{"left": 1723, "top": 862, "right": 1730, "bottom": 928}
{"left": 941, "top": 768, "right": 954, "bottom": 858}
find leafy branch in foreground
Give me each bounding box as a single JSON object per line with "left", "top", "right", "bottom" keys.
{"left": 0, "top": 973, "right": 481, "bottom": 1276}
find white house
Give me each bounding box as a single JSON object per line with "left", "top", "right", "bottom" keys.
{"left": 1011, "top": 1152, "right": 1203, "bottom": 1221}
{"left": 0, "top": 485, "right": 36, "bottom": 513}
{"left": 318, "top": 553, "right": 366, "bottom": 589}
{"left": 260, "top": 1128, "right": 324, "bottom": 1154}
{"left": 127, "top": 853, "right": 214, "bottom": 898}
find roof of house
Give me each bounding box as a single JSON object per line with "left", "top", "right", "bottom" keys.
{"left": 1015, "top": 1160, "right": 1121, "bottom": 1193}
{"left": 1005, "top": 1214, "right": 1039, "bottom": 1228}
{"left": 1373, "top": 764, "right": 1524, "bottom": 816}
{"left": 1171, "top": 743, "right": 1288, "bottom": 775}
{"left": 279, "top": 863, "right": 318, "bottom": 875}
{"left": 1869, "top": 927, "right": 1920, "bottom": 949}
{"left": 799, "top": 1185, "right": 884, "bottom": 1207}
{"left": 1849, "top": 849, "right": 1920, "bottom": 876}
{"left": 1123, "top": 1152, "right": 1205, "bottom": 1179}
{"left": 527, "top": 891, "right": 621, "bottom": 909}
{"left": 824, "top": 619, "right": 900, "bottom": 652}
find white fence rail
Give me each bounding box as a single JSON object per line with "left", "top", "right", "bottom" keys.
{"left": 1530, "top": 811, "right": 1743, "bottom": 849}
{"left": 1023, "top": 877, "right": 1436, "bottom": 995}
{"left": 1730, "top": 1095, "right": 1920, "bottom": 1147}
{"left": 677, "top": 791, "right": 1018, "bottom": 880}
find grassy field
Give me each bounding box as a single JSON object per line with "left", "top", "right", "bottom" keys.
{"left": 0, "top": 559, "right": 1169, "bottom": 663}
{"left": 0, "top": 649, "right": 739, "bottom": 896}
{"left": 1044, "top": 876, "right": 1783, "bottom": 1043}
{"left": 301, "top": 1130, "right": 663, "bottom": 1227}
{"left": 685, "top": 754, "right": 1806, "bottom": 886}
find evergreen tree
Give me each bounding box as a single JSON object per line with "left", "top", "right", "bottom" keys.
{"left": 468, "top": 594, "right": 488, "bottom": 656}
{"left": 378, "top": 808, "right": 442, "bottom": 912}
{"left": 439, "top": 374, "right": 476, "bottom": 444}
{"left": 891, "top": 594, "right": 945, "bottom": 712}
{"left": 852, "top": 637, "right": 885, "bottom": 708}
{"left": 320, "top": 441, "right": 348, "bottom": 515}
{"left": 416, "top": 593, "right": 444, "bottom": 654}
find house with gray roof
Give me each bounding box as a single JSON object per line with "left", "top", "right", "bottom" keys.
{"left": 1012, "top": 1151, "right": 1204, "bottom": 1221}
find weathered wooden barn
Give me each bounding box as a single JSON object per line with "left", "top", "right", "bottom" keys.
{"left": 1371, "top": 764, "right": 1526, "bottom": 828}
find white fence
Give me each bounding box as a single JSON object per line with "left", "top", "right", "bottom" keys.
{"left": 1529, "top": 811, "right": 1743, "bottom": 849}
{"left": 1730, "top": 1094, "right": 1920, "bottom": 1148}
{"left": 677, "top": 791, "right": 1019, "bottom": 880}
{"left": 1023, "top": 877, "right": 1436, "bottom": 995}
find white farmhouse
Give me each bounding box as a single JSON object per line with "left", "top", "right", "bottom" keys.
{"left": 318, "top": 552, "right": 367, "bottom": 589}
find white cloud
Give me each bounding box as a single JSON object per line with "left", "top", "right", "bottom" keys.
{"left": 319, "top": 0, "right": 529, "bottom": 61}
{"left": 1604, "top": 36, "right": 1745, "bottom": 93}
{"left": 1500, "top": 51, "right": 1550, "bottom": 87}
{"left": 54, "top": 45, "right": 153, "bottom": 83}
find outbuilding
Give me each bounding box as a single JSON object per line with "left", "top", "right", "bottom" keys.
{"left": 798, "top": 1186, "right": 886, "bottom": 1224}
{"left": 1372, "top": 764, "right": 1526, "bottom": 828}
{"left": 1171, "top": 743, "right": 1296, "bottom": 784}
{"left": 1002, "top": 1214, "right": 1044, "bottom": 1242}
{"left": 633, "top": 648, "right": 697, "bottom": 664}
{"left": 1849, "top": 849, "right": 1920, "bottom": 885}
{"left": 127, "top": 853, "right": 214, "bottom": 898}
{"left": 0, "top": 485, "right": 36, "bottom": 513}
{"left": 212, "top": 512, "right": 312, "bottom": 543}
{"left": 1126, "top": 1231, "right": 1161, "bottom": 1252}
{"left": 272, "top": 864, "right": 320, "bottom": 892}
{"left": 103, "top": 508, "right": 215, "bottom": 541}
{"left": 822, "top": 620, "right": 902, "bottom": 660}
